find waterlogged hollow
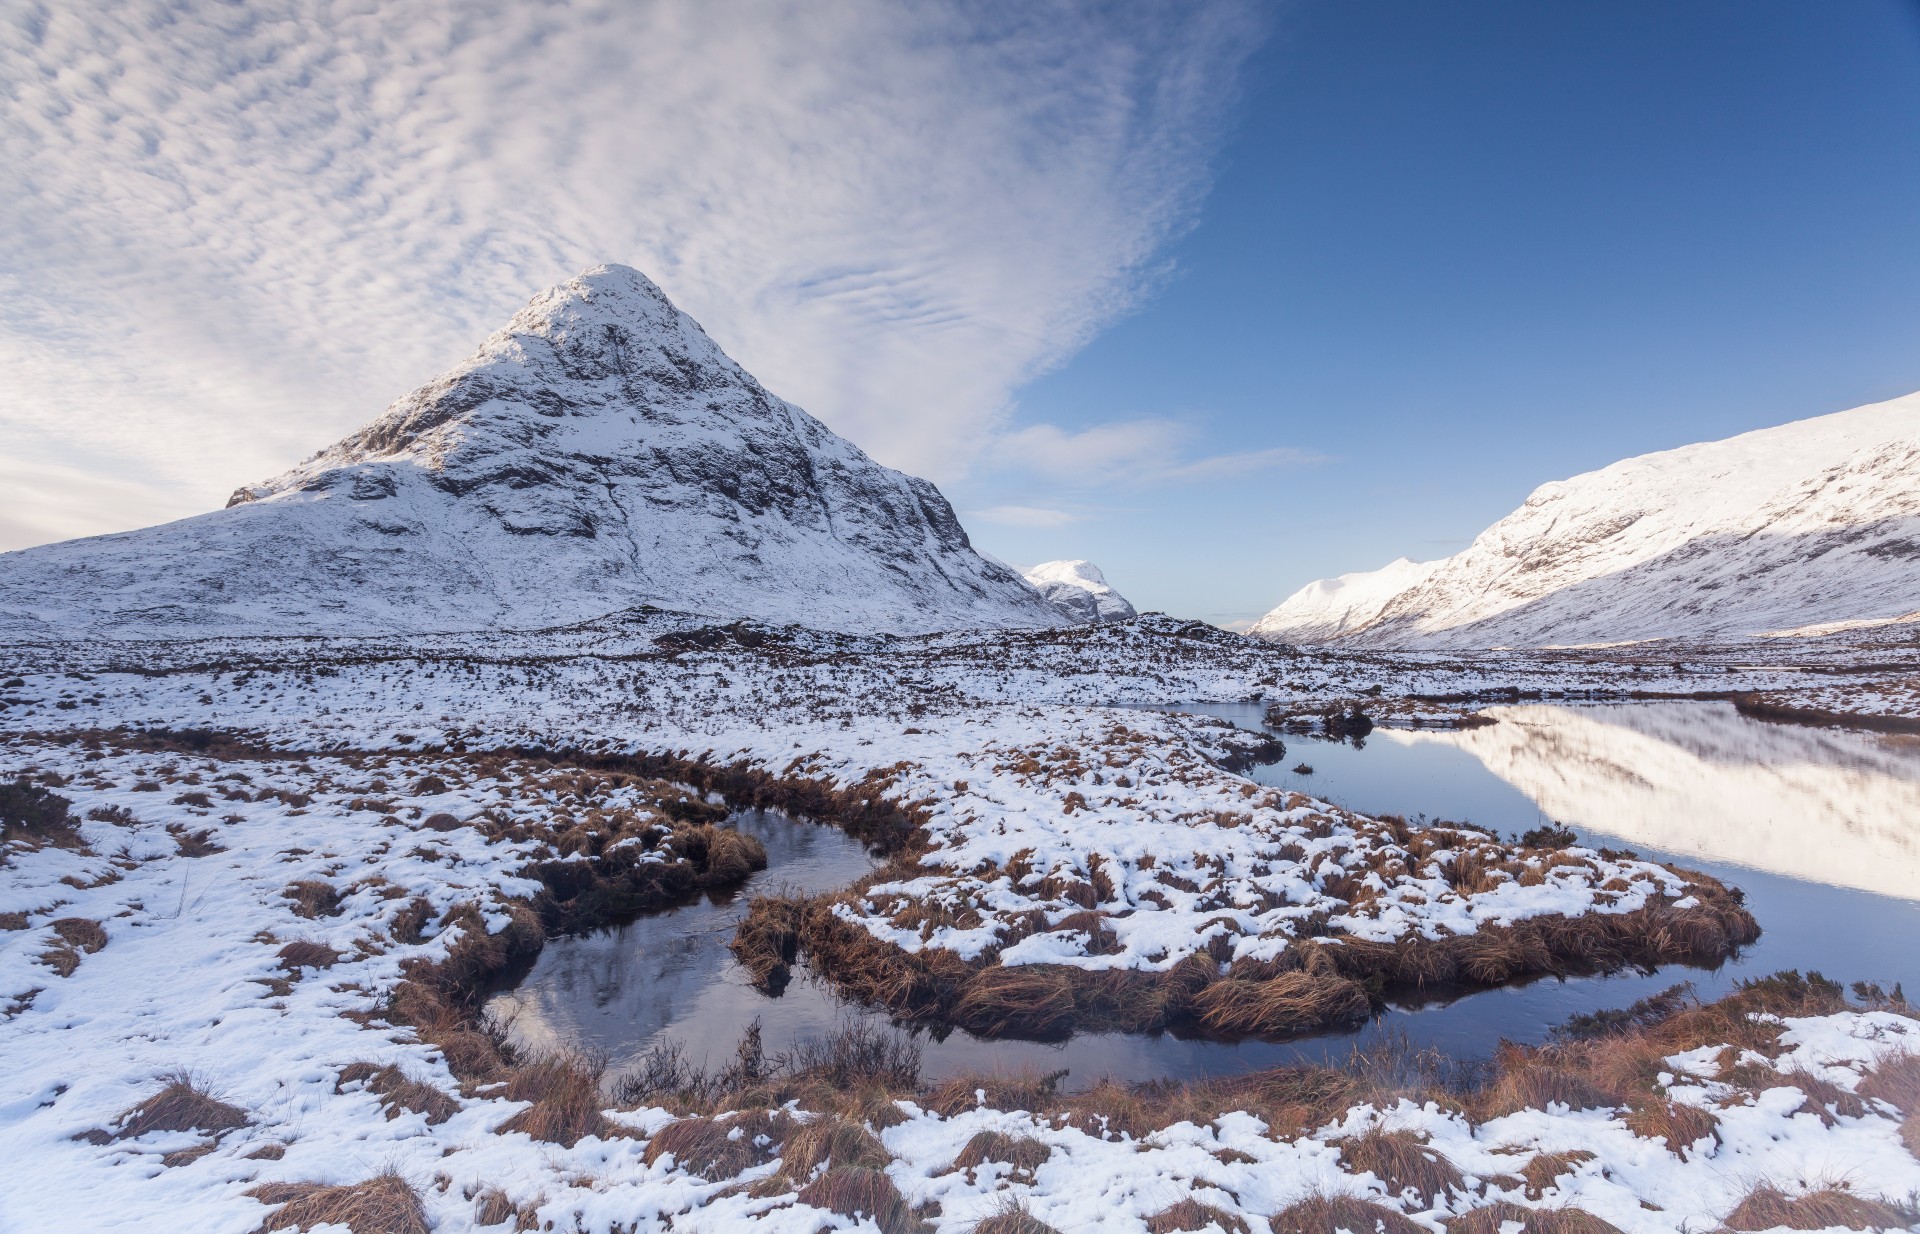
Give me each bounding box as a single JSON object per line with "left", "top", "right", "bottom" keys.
{"left": 490, "top": 701, "right": 1920, "bottom": 1087}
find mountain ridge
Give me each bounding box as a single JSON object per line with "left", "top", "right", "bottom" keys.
{"left": 1252, "top": 389, "right": 1920, "bottom": 647}
{"left": 0, "top": 265, "right": 1064, "bottom": 640}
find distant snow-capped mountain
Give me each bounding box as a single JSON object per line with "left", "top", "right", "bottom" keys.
{"left": 0, "top": 265, "right": 1064, "bottom": 640}
{"left": 1253, "top": 389, "right": 1920, "bottom": 647}
{"left": 1020, "top": 560, "right": 1138, "bottom": 624}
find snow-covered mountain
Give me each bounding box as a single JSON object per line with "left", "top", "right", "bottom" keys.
{"left": 0, "top": 265, "right": 1064, "bottom": 640}
{"left": 1252, "top": 390, "right": 1920, "bottom": 647}
{"left": 1019, "top": 560, "right": 1138, "bottom": 624}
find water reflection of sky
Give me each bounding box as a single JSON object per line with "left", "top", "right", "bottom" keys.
{"left": 492, "top": 703, "right": 1920, "bottom": 1089}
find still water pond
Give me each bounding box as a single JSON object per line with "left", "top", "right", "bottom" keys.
{"left": 488, "top": 702, "right": 1920, "bottom": 1086}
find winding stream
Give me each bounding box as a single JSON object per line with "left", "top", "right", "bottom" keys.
{"left": 487, "top": 701, "right": 1920, "bottom": 1087}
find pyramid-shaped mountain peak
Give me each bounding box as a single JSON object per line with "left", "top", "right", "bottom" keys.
{"left": 0, "top": 267, "right": 1065, "bottom": 639}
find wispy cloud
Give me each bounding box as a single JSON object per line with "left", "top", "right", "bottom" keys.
{"left": 967, "top": 505, "right": 1083, "bottom": 528}
{"left": 0, "top": 0, "right": 1266, "bottom": 550}
{"left": 995, "top": 418, "right": 1324, "bottom": 486}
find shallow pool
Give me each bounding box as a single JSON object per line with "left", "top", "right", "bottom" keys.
{"left": 488, "top": 701, "right": 1920, "bottom": 1087}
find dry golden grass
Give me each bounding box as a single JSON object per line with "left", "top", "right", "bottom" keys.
{"left": 1334, "top": 1128, "right": 1463, "bottom": 1204}
{"left": 249, "top": 1169, "right": 429, "bottom": 1234}
{"left": 641, "top": 1114, "right": 779, "bottom": 1180}
{"left": 1268, "top": 1194, "right": 1425, "bottom": 1234}
{"left": 52, "top": 917, "right": 107, "bottom": 952}
{"left": 949, "top": 1129, "right": 1052, "bottom": 1182}
{"left": 1718, "top": 1183, "right": 1912, "bottom": 1231}
{"left": 1191, "top": 973, "right": 1371, "bottom": 1036}
{"left": 1446, "top": 1202, "right": 1626, "bottom": 1233}
{"left": 115, "top": 1073, "right": 249, "bottom": 1139}
{"left": 781, "top": 1113, "right": 891, "bottom": 1178}
{"left": 282, "top": 880, "right": 342, "bottom": 919}
{"left": 1623, "top": 1098, "right": 1719, "bottom": 1157}
{"left": 1143, "top": 1197, "right": 1250, "bottom": 1233}
{"left": 969, "top": 1196, "right": 1063, "bottom": 1234}
{"left": 335, "top": 1062, "right": 458, "bottom": 1125}
{"left": 277, "top": 941, "right": 341, "bottom": 972}
{"left": 1517, "top": 1150, "right": 1596, "bottom": 1200}
{"left": 730, "top": 892, "right": 805, "bottom": 991}
{"left": 494, "top": 1054, "right": 621, "bottom": 1147}
{"left": 794, "top": 1165, "right": 920, "bottom": 1234}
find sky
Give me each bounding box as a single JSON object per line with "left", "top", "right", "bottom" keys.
{"left": 4, "top": 1, "right": 1920, "bottom": 627}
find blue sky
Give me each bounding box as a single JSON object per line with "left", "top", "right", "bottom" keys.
{"left": 4, "top": 1, "right": 1919, "bottom": 628}
{"left": 957, "top": 0, "right": 1920, "bottom": 625}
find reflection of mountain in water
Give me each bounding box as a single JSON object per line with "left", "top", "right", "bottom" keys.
{"left": 1386, "top": 703, "right": 1920, "bottom": 901}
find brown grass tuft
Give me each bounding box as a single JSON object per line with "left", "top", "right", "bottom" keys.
{"left": 970, "top": 1196, "right": 1063, "bottom": 1234}
{"left": 1859, "top": 1050, "right": 1920, "bottom": 1113}
{"left": 731, "top": 893, "right": 805, "bottom": 992}
{"left": 494, "top": 1053, "right": 620, "bottom": 1146}
{"left": 52, "top": 917, "right": 107, "bottom": 952}
{"left": 249, "top": 1169, "right": 429, "bottom": 1234}
{"left": 1191, "top": 973, "right": 1372, "bottom": 1037}
{"left": 1623, "top": 1098, "right": 1719, "bottom": 1157}
{"left": 1517, "top": 1150, "right": 1596, "bottom": 1200}
{"left": 951, "top": 966, "right": 1077, "bottom": 1039}
{"left": 1144, "top": 1197, "right": 1250, "bottom": 1233}
{"left": 795, "top": 1165, "right": 920, "bottom": 1234}
{"left": 1446, "top": 1202, "right": 1626, "bottom": 1233}
{"left": 1335, "top": 1128, "right": 1463, "bottom": 1204}
{"left": 642, "top": 1114, "right": 775, "bottom": 1180}
{"left": 335, "top": 1062, "right": 458, "bottom": 1125}
{"left": 277, "top": 941, "right": 341, "bottom": 972}
{"left": 1269, "top": 1194, "right": 1425, "bottom": 1234}
{"left": 949, "top": 1129, "right": 1052, "bottom": 1181}
{"left": 116, "top": 1073, "right": 249, "bottom": 1139}
{"left": 1719, "top": 1183, "right": 1911, "bottom": 1231}
{"left": 283, "top": 880, "right": 342, "bottom": 919}
{"left": 781, "top": 1113, "right": 891, "bottom": 1178}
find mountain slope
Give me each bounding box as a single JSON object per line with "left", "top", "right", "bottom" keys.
{"left": 0, "top": 265, "right": 1064, "bottom": 640}
{"left": 1252, "top": 390, "right": 1920, "bottom": 647}
{"left": 1019, "top": 560, "right": 1138, "bottom": 624}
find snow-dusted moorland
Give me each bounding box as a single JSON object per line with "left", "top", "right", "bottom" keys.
{"left": 6, "top": 615, "right": 1920, "bottom": 1231}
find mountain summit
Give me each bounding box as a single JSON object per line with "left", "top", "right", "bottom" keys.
{"left": 0, "top": 265, "right": 1063, "bottom": 639}
{"left": 1253, "top": 389, "right": 1920, "bottom": 647}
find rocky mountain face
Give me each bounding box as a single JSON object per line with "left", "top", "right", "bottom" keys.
{"left": 0, "top": 265, "right": 1065, "bottom": 640}
{"left": 1252, "top": 389, "right": 1920, "bottom": 647}
{"left": 1019, "top": 560, "right": 1138, "bottom": 624}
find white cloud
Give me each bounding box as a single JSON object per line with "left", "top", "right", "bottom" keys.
{"left": 966, "top": 505, "right": 1083, "bottom": 528}
{"left": 0, "top": 0, "right": 1265, "bottom": 550}
{"left": 995, "top": 418, "right": 1323, "bottom": 486}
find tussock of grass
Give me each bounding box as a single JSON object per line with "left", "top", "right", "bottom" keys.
{"left": 115, "top": 1073, "right": 249, "bottom": 1139}
{"left": 1517, "top": 1150, "right": 1596, "bottom": 1199}
{"left": 731, "top": 892, "right": 805, "bottom": 991}
{"left": 794, "top": 1165, "right": 920, "bottom": 1234}
{"left": 1334, "top": 1128, "right": 1463, "bottom": 1204}
{"left": 1144, "top": 1197, "right": 1250, "bottom": 1233}
{"left": 495, "top": 1053, "right": 620, "bottom": 1146}
{"left": 1447, "top": 1202, "right": 1626, "bottom": 1233}
{"left": 949, "top": 1129, "right": 1051, "bottom": 1181}
{"left": 249, "top": 1168, "right": 430, "bottom": 1234}
{"left": 1191, "top": 972, "right": 1371, "bottom": 1036}
{"left": 1718, "top": 1183, "right": 1913, "bottom": 1231}
{"left": 642, "top": 1114, "right": 779, "bottom": 1180}
{"left": 335, "top": 1062, "right": 458, "bottom": 1124}
{"left": 1623, "top": 1098, "right": 1719, "bottom": 1156}
{"left": 780, "top": 1113, "right": 890, "bottom": 1178}
{"left": 1268, "top": 1193, "right": 1425, "bottom": 1234}
{"left": 970, "top": 1196, "right": 1063, "bottom": 1234}
{"left": 0, "top": 778, "right": 84, "bottom": 849}
{"left": 283, "top": 880, "right": 342, "bottom": 919}
{"left": 277, "top": 941, "right": 341, "bottom": 971}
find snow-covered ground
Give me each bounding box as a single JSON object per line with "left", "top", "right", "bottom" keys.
{"left": 5, "top": 617, "right": 1920, "bottom": 1231}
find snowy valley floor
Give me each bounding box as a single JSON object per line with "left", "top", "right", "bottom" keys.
{"left": 4, "top": 615, "right": 1920, "bottom": 1232}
